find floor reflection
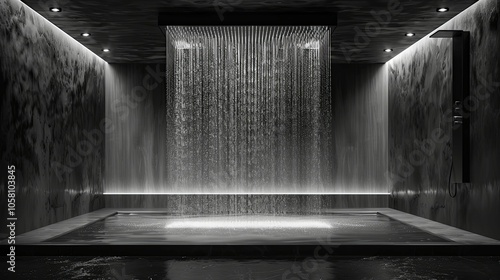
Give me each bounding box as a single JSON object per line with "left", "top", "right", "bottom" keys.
{"left": 13, "top": 256, "right": 500, "bottom": 280}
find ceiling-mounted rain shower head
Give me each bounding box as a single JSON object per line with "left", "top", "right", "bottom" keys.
{"left": 158, "top": 10, "right": 337, "bottom": 36}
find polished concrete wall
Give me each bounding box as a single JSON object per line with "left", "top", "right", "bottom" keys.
{"left": 332, "top": 64, "right": 389, "bottom": 193}
{"left": 388, "top": 0, "right": 500, "bottom": 239}
{"left": 0, "top": 0, "right": 106, "bottom": 237}
{"left": 104, "top": 63, "right": 167, "bottom": 192}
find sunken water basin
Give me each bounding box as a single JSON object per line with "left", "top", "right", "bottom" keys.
{"left": 47, "top": 212, "right": 450, "bottom": 245}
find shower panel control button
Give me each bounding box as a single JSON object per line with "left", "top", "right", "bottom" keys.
{"left": 453, "top": 101, "right": 463, "bottom": 125}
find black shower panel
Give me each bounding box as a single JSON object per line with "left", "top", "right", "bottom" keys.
{"left": 430, "top": 30, "right": 470, "bottom": 183}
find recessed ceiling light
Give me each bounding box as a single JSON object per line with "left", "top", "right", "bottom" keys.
{"left": 437, "top": 7, "right": 449, "bottom": 12}
{"left": 49, "top": 7, "right": 61, "bottom": 12}
{"left": 102, "top": 48, "right": 110, "bottom": 52}
{"left": 384, "top": 48, "right": 393, "bottom": 53}
{"left": 81, "top": 33, "right": 91, "bottom": 37}
{"left": 405, "top": 32, "right": 416, "bottom": 37}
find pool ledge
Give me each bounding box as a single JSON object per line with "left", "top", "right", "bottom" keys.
{"left": 3, "top": 208, "right": 499, "bottom": 247}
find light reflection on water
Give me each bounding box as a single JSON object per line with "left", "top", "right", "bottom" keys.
{"left": 165, "top": 215, "right": 333, "bottom": 229}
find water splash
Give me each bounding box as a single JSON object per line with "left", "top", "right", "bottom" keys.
{"left": 166, "top": 26, "right": 332, "bottom": 193}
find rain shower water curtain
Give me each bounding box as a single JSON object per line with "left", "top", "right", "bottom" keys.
{"left": 166, "top": 26, "right": 333, "bottom": 193}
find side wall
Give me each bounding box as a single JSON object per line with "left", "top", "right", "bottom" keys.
{"left": 332, "top": 64, "right": 389, "bottom": 194}
{"left": 0, "top": 0, "right": 106, "bottom": 237}
{"left": 388, "top": 0, "right": 500, "bottom": 239}
{"left": 104, "top": 63, "right": 167, "bottom": 192}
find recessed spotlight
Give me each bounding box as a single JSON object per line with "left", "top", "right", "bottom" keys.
{"left": 102, "top": 48, "right": 110, "bottom": 52}
{"left": 49, "top": 7, "right": 61, "bottom": 12}
{"left": 384, "top": 48, "right": 393, "bottom": 53}
{"left": 81, "top": 33, "right": 91, "bottom": 37}
{"left": 437, "top": 7, "right": 449, "bottom": 12}
{"left": 405, "top": 32, "right": 416, "bottom": 37}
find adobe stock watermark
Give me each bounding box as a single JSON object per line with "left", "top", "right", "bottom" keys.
{"left": 282, "top": 236, "right": 339, "bottom": 280}
{"left": 213, "top": 0, "right": 242, "bottom": 21}
{"left": 51, "top": 65, "right": 165, "bottom": 182}
{"left": 109, "top": 264, "right": 135, "bottom": 280}
{"left": 386, "top": 74, "right": 500, "bottom": 184}
{"left": 340, "top": 0, "right": 403, "bottom": 63}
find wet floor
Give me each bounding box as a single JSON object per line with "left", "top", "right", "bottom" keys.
{"left": 7, "top": 256, "right": 500, "bottom": 280}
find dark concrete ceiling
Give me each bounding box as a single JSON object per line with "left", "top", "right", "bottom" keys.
{"left": 22, "top": 0, "right": 478, "bottom": 63}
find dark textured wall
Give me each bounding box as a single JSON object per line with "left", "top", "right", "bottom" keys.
{"left": 332, "top": 64, "right": 389, "bottom": 194}
{"left": 0, "top": 0, "right": 106, "bottom": 237}
{"left": 388, "top": 0, "right": 500, "bottom": 239}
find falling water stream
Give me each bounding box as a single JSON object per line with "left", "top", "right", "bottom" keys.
{"left": 165, "top": 26, "right": 333, "bottom": 193}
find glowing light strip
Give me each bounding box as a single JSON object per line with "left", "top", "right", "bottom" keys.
{"left": 103, "top": 192, "right": 390, "bottom": 195}
{"left": 165, "top": 220, "right": 332, "bottom": 229}
{"left": 19, "top": 0, "right": 106, "bottom": 63}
